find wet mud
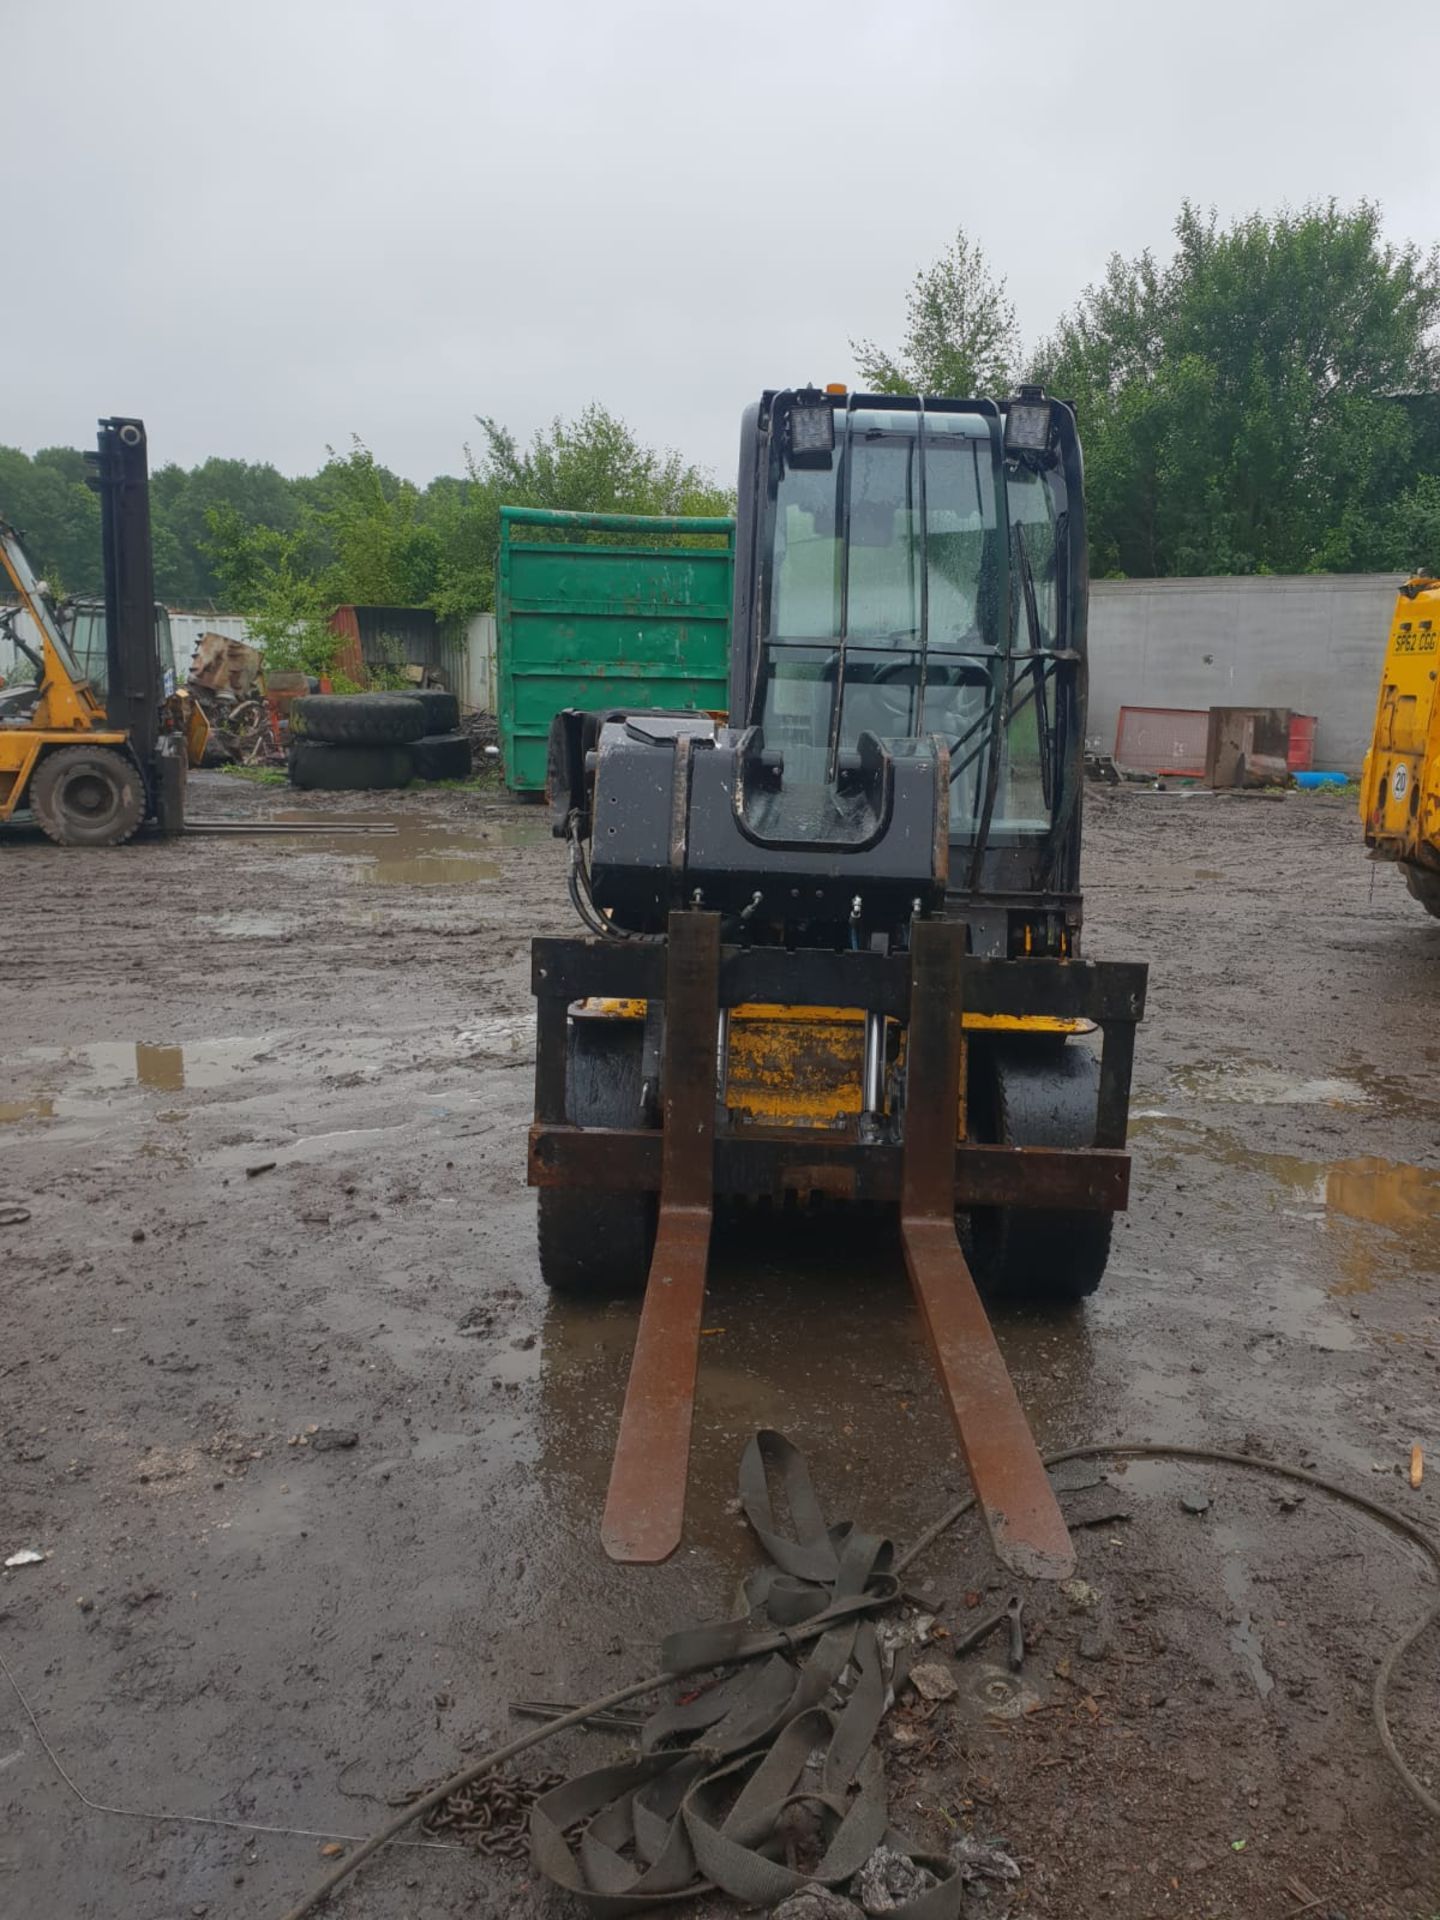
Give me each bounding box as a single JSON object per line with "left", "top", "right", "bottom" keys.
{"left": 1, "top": 776, "right": 1437, "bottom": 1917}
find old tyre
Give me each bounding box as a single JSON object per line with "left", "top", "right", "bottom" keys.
{"left": 411, "top": 730, "right": 473, "bottom": 782}
{"left": 291, "top": 694, "right": 425, "bottom": 746}
{"left": 1404, "top": 865, "right": 1440, "bottom": 919}
{"left": 538, "top": 1020, "right": 655, "bottom": 1295}
{"left": 403, "top": 689, "right": 461, "bottom": 734}
{"left": 288, "top": 739, "right": 414, "bottom": 791}
{"left": 30, "top": 747, "right": 145, "bottom": 847}
{"left": 967, "top": 1039, "right": 1113, "bottom": 1307}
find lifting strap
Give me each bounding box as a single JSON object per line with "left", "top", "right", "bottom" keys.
{"left": 532, "top": 1432, "right": 963, "bottom": 1916}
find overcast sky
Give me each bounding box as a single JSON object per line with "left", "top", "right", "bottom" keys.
{"left": 10, "top": 0, "right": 1440, "bottom": 486}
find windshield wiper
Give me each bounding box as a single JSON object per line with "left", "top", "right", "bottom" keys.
{"left": 1012, "top": 530, "right": 1054, "bottom": 809}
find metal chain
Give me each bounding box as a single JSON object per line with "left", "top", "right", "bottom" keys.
{"left": 392, "top": 1766, "right": 565, "bottom": 1860}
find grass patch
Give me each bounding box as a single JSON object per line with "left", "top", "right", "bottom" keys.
{"left": 218, "top": 764, "right": 289, "bottom": 787}
{"left": 429, "top": 768, "right": 503, "bottom": 792}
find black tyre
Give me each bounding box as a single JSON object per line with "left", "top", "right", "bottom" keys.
{"left": 411, "top": 730, "right": 474, "bottom": 782}
{"left": 291, "top": 694, "right": 426, "bottom": 746}
{"left": 538, "top": 1021, "right": 655, "bottom": 1295}
{"left": 288, "top": 740, "right": 414, "bottom": 791}
{"left": 30, "top": 747, "right": 145, "bottom": 847}
{"left": 402, "top": 689, "right": 460, "bottom": 734}
{"left": 1404, "top": 865, "right": 1440, "bottom": 920}
{"left": 967, "top": 1039, "right": 1113, "bottom": 1307}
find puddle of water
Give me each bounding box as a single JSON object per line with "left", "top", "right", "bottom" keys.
{"left": 5, "top": 1023, "right": 520, "bottom": 1137}
{"left": 1133, "top": 1115, "right": 1440, "bottom": 1289}
{"left": 136, "top": 1043, "right": 186, "bottom": 1092}
{"left": 356, "top": 850, "right": 500, "bottom": 887}
{"left": 263, "top": 803, "right": 557, "bottom": 884}
{"left": 266, "top": 815, "right": 509, "bottom": 888}
{"left": 13, "top": 1038, "right": 264, "bottom": 1100}
{"left": 1172, "top": 1064, "right": 1371, "bottom": 1108}
{"left": 198, "top": 912, "right": 298, "bottom": 939}
{"left": 489, "top": 810, "right": 555, "bottom": 852}
{"left": 528, "top": 1214, "right": 1108, "bottom": 1554}
{"left": 458, "top": 1016, "right": 532, "bottom": 1058}
{"left": 1215, "top": 1522, "right": 1275, "bottom": 1699}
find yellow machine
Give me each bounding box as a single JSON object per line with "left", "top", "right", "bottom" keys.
{"left": 532, "top": 386, "right": 1148, "bottom": 1577}
{"left": 1360, "top": 573, "right": 1440, "bottom": 917}
{"left": 0, "top": 417, "right": 203, "bottom": 845}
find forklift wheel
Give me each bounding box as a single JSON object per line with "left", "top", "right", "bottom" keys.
{"left": 1404, "top": 865, "right": 1440, "bottom": 919}
{"left": 537, "top": 1021, "right": 656, "bottom": 1295}
{"left": 967, "top": 1040, "right": 1113, "bottom": 1307}
{"left": 30, "top": 747, "right": 145, "bottom": 848}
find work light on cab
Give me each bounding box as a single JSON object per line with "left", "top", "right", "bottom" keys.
{"left": 787, "top": 397, "right": 836, "bottom": 467}
{"left": 1004, "top": 388, "right": 1053, "bottom": 454}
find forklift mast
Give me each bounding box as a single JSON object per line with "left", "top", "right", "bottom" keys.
{"left": 88, "top": 418, "right": 160, "bottom": 763}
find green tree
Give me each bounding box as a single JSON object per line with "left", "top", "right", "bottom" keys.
{"left": 853, "top": 227, "right": 1020, "bottom": 397}
{"left": 0, "top": 445, "right": 103, "bottom": 594}
{"left": 10, "top": 405, "right": 732, "bottom": 676}
{"left": 150, "top": 458, "right": 302, "bottom": 604}
{"left": 204, "top": 505, "right": 337, "bottom": 675}
{"left": 1031, "top": 200, "right": 1440, "bottom": 575}
{"left": 472, "top": 403, "right": 732, "bottom": 518}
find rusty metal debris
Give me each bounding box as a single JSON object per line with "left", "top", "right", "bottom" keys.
{"left": 188, "top": 633, "right": 263, "bottom": 699}
{"left": 393, "top": 1765, "right": 563, "bottom": 1859}
{"left": 950, "top": 1594, "right": 1025, "bottom": 1670}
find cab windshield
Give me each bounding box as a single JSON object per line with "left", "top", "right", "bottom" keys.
{"left": 749, "top": 402, "right": 1065, "bottom": 845}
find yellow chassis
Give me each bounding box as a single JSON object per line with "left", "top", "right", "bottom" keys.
{"left": 0, "top": 726, "right": 132, "bottom": 821}
{"left": 575, "top": 997, "right": 1087, "bottom": 1132}
{"left": 1360, "top": 575, "right": 1440, "bottom": 881}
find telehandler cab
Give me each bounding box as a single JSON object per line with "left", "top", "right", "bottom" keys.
{"left": 0, "top": 417, "right": 195, "bottom": 845}
{"left": 531, "top": 386, "right": 1147, "bottom": 1578}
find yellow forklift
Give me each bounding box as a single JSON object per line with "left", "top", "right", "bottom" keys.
{"left": 0, "top": 417, "right": 197, "bottom": 845}
{"left": 532, "top": 385, "right": 1147, "bottom": 1579}
{"left": 1360, "top": 571, "right": 1440, "bottom": 916}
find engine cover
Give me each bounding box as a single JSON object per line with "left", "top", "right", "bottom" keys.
{"left": 587, "top": 714, "right": 949, "bottom": 933}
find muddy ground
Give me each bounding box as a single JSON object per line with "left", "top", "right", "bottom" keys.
{"left": 2, "top": 772, "right": 1438, "bottom": 1920}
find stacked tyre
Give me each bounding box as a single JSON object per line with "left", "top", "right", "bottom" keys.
{"left": 402, "top": 690, "right": 473, "bottom": 783}
{"left": 288, "top": 692, "right": 473, "bottom": 790}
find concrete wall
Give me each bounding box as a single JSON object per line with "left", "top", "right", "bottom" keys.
{"left": 1088, "top": 574, "right": 1395, "bottom": 774}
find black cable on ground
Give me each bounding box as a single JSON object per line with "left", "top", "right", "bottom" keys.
{"left": 269, "top": 1440, "right": 1437, "bottom": 1918}
{"left": 896, "top": 1443, "right": 1440, "bottom": 1824}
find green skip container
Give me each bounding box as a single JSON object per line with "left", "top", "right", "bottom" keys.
{"left": 496, "top": 506, "right": 734, "bottom": 793}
